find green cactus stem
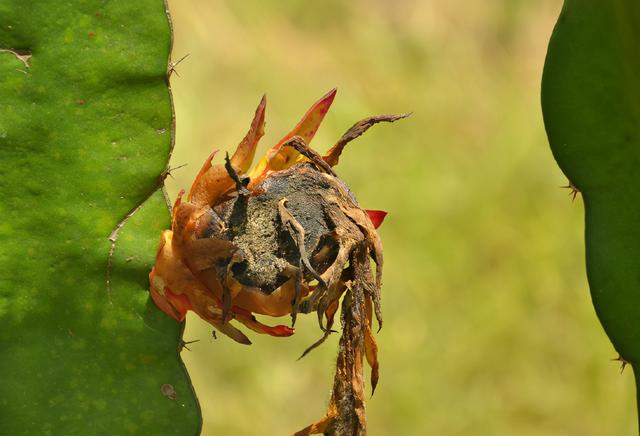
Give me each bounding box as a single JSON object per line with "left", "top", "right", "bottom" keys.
{"left": 0, "top": 1, "right": 200, "bottom": 433}
{"left": 542, "top": 0, "right": 640, "bottom": 430}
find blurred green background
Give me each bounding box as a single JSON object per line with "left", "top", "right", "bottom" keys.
{"left": 164, "top": 1, "right": 636, "bottom": 435}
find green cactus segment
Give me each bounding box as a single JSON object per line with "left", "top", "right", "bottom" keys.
{"left": 542, "top": 0, "right": 640, "bottom": 413}
{"left": 0, "top": 1, "right": 200, "bottom": 434}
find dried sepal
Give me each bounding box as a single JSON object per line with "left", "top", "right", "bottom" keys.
{"left": 324, "top": 113, "right": 410, "bottom": 167}
{"left": 296, "top": 244, "right": 375, "bottom": 436}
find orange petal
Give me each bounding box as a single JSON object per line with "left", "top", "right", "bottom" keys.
{"left": 172, "top": 189, "right": 185, "bottom": 212}
{"left": 188, "top": 96, "right": 267, "bottom": 206}
{"left": 228, "top": 277, "right": 307, "bottom": 318}
{"left": 249, "top": 88, "right": 337, "bottom": 183}
{"left": 231, "top": 94, "right": 266, "bottom": 173}
{"left": 149, "top": 272, "right": 187, "bottom": 322}
{"left": 235, "top": 313, "right": 295, "bottom": 337}
{"left": 188, "top": 151, "right": 218, "bottom": 203}
{"left": 166, "top": 286, "right": 193, "bottom": 321}
{"left": 281, "top": 88, "right": 336, "bottom": 144}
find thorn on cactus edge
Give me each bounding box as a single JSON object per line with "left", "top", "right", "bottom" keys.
{"left": 561, "top": 181, "right": 580, "bottom": 202}
{"left": 611, "top": 354, "right": 630, "bottom": 374}
{"left": 168, "top": 53, "right": 190, "bottom": 77}
{"left": 178, "top": 339, "right": 200, "bottom": 352}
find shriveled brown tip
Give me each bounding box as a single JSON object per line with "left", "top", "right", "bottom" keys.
{"left": 323, "top": 112, "right": 411, "bottom": 167}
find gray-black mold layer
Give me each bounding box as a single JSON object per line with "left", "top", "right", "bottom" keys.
{"left": 214, "top": 164, "right": 347, "bottom": 293}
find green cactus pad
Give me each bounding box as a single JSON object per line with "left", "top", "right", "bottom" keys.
{"left": 542, "top": 0, "right": 640, "bottom": 428}
{"left": 0, "top": 1, "right": 200, "bottom": 434}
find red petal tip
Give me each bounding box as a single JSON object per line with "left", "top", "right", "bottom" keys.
{"left": 366, "top": 209, "right": 387, "bottom": 229}
{"left": 319, "top": 88, "right": 337, "bottom": 110}
{"left": 257, "top": 94, "right": 267, "bottom": 112}
{"left": 270, "top": 325, "right": 295, "bottom": 337}
{"left": 173, "top": 189, "right": 186, "bottom": 208}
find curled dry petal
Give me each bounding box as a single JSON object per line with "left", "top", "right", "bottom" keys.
{"left": 323, "top": 113, "right": 410, "bottom": 167}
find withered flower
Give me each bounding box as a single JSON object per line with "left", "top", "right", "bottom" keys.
{"left": 149, "top": 89, "right": 407, "bottom": 435}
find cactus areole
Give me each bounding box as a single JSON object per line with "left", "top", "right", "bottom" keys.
{"left": 149, "top": 89, "right": 407, "bottom": 434}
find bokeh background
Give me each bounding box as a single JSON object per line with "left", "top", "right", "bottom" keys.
{"left": 164, "top": 1, "right": 637, "bottom": 435}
